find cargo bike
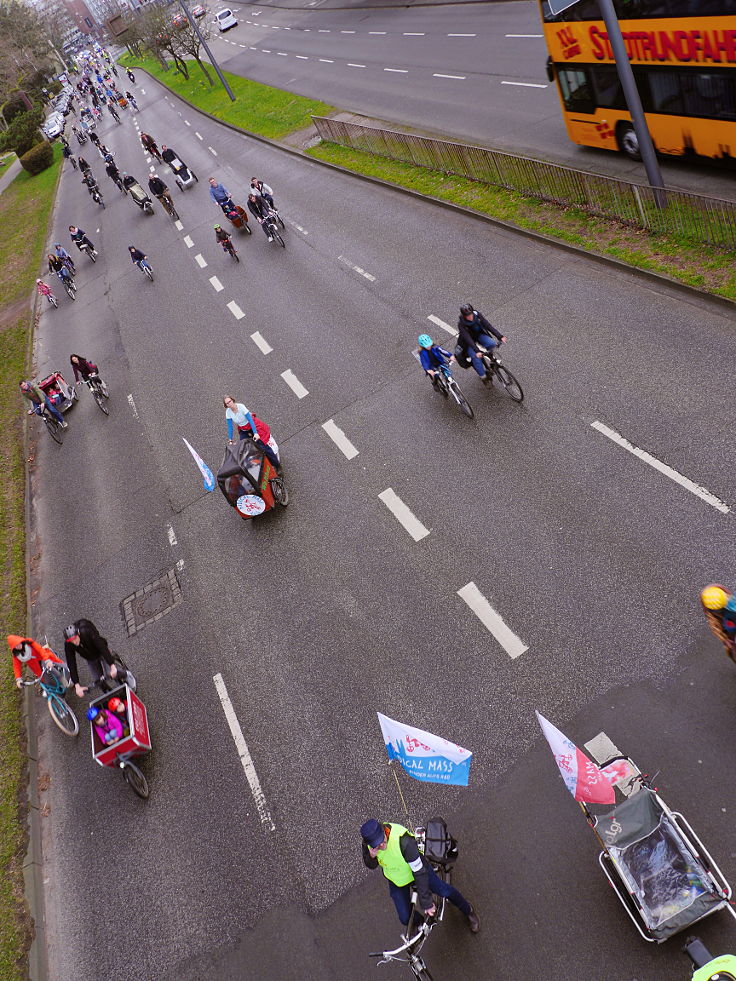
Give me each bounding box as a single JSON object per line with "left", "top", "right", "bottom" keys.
{"left": 89, "top": 683, "right": 152, "bottom": 798}
{"left": 580, "top": 733, "right": 736, "bottom": 943}
{"left": 217, "top": 437, "right": 288, "bottom": 520}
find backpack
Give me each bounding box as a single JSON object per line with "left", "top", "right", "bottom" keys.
{"left": 423, "top": 817, "right": 458, "bottom": 868}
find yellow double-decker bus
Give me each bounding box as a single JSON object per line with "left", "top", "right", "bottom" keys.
{"left": 540, "top": 0, "right": 736, "bottom": 159}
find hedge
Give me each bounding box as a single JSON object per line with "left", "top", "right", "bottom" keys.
{"left": 19, "top": 141, "right": 53, "bottom": 175}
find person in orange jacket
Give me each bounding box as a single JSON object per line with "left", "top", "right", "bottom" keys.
{"left": 8, "top": 635, "right": 65, "bottom": 689}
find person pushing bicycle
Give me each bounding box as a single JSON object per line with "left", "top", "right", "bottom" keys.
{"left": 360, "top": 819, "right": 480, "bottom": 933}
{"left": 8, "top": 635, "right": 65, "bottom": 689}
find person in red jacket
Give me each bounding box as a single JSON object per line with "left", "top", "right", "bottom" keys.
{"left": 8, "top": 635, "right": 65, "bottom": 689}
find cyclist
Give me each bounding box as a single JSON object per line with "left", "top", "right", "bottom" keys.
{"left": 19, "top": 379, "right": 67, "bottom": 427}
{"left": 417, "top": 334, "right": 454, "bottom": 386}
{"left": 125, "top": 91, "right": 138, "bottom": 111}
{"left": 214, "top": 224, "right": 236, "bottom": 255}
{"left": 48, "top": 252, "right": 69, "bottom": 279}
{"left": 223, "top": 396, "right": 280, "bottom": 469}
{"left": 140, "top": 133, "right": 160, "bottom": 159}
{"left": 105, "top": 158, "right": 123, "bottom": 189}
{"left": 161, "top": 144, "right": 186, "bottom": 170}
{"left": 54, "top": 243, "right": 76, "bottom": 274}
{"left": 89, "top": 130, "right": 100, "bottom": 148}
{"left": 456, "top": 304, "right": 505, "bottom": 385}
{"left": 69, "top": 226, "right": 95, "bottom": 253}
{"left": 209, "top": 177, "right": 235, "bottom": 212}
{"left": 148, "top": 172, "right": 174, "bottom": 213}
{"left": 126, "top": 68, "right": 135, "bottom": 84}
{"left": 360, "top": 819, "right": 480, "bottom": 933}
{"left": 36, "top": 279, "right": 56, "bottom": 303}
{"left": 700, "top": 585, "right": 736, "bottom": 663}
{"left": 78, "top": 155, "right": 91, "bottom": 174}
{"left": 107, "top": 100, "right": 119, "bottom": 121}
{"left": 8, "top": 635, "right": 65, "bottom": 690}
{"left": 247, "top": 193, "right": 274, "bottom": 241}
{"left": 70, "top": 354, "right": 105, "bottom": 394}
{"left": 250, "top": 178, "right": 275, "bottom": 209}
{"left": 128, "top": 245, "right": 152, "bottom": 273}
{"left": 62, "top": 144, "right": 77, "bottom": 169}
{"left": 64, "top": 620, "right": 135, "bottom": 699}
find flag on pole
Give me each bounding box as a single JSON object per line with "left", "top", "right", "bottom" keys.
{"left": 182, "top": 437, "right": 215, "bottom": 492}
{"left": 377, "top": 712, "right": 472, "bottom": 787}
{"left": 535, "top": 711, "right": 615, "bottom": 805}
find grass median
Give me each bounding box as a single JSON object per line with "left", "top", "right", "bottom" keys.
{"left": 307, "top": 142, "right": 736, "bottom": 300}
{"left": 0, "top": 141, "right": 63, "bottom": 981}
{"left": 119, "top": 53, "right": 334, "bottom": 140}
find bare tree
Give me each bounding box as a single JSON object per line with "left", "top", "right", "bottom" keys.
{"left": 137, "top": 4, "right": 189, "bottom": 78}
{"left": 175, "top": 7, "right": 213, "bottom": 86}
{"left": 0, "top": 1, "right": 57, "bottom": 102}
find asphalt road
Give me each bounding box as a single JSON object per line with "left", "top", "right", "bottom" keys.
{"left": 203, "top": 0, "right": 736, "bottom": 199}
{"left": 30, "top": 75, "right": 736, "bottom": 981}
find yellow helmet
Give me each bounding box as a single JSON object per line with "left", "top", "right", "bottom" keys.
{"left": 701, "top": 585, "right": 729, "bottom": 610}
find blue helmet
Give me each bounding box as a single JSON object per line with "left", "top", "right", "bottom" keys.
{"left": 86, "top": 706, "right": 100, "bottom": 721}
{"left": 418, "top": 334, "right": 433, "bottom": 349}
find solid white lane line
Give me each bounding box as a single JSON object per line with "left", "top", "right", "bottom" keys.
{"left": 174, "top": 220, "right": 183, "bottom": 231}
{"left": 251, "top": 331, "right": 272, "bottom": 354}
{"left": 457, "top": 583, "right": 528, "bottom": 659}
{"left": 427, "top": 314, "right": 458, "bottom": 337}
{"left": 434, "top": 73, "right": 466, "bottom": 79}
{"left": 296, "top": 54, "right": 309, "bottom": 59}
{"left": 213, "top": 673, "right": 275, "bottom": 832}
{"left": 378, "top": 488, "right": 429, "bottom": 542}
{"left": 506, "top": 33, "right": 543, "bottom": 37}
{"left": 195, "top": 253, "right": 207, "bottom": 268}
{"left": 384, "top": 67, "right": 408, "bottom": 73}
{"left": 183, "top": 235, "right": 194, "bottom": 248}
{"left": 167, "top": 523, "right": 178, "bottom": 546}
{"left": 208, "top": 146, "right": 218, "bottom": 156}
{"left": 195, "top": 131, "right": 203, "bottom": 140}
{"left": 210, "top": 275, "right": 224, "bottom": 292}
{"left": 348, "top": 63, "right": 366, "bottom": 68}
{"left": 501, "top": 80, "right": 548, "bottom": 88}
{"left": 281, "top": 369, "right": 308, "bottom": 399}
{"left": 227, "top": 300, "right": 245, "bottom": 320}
{"left": 319, "top": 58, "right": 334, "bottom": 63}
{"left": 590, "top": 421, "right": 731, "bottom": 514}
{"left": 322, "top": 420, "right": 359, "bottom": 460}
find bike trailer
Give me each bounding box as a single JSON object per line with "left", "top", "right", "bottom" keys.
{"left": 129, "top": 184, "right": 150, "bottom": 205}
{"left": 38, "top": 371, "right": 76, "bottom": 412}
{"left": 90, "top": 684, "right": 151, "bottom": 767}
{"left": 169, "top": 158, "right": 198, "bottom": 189}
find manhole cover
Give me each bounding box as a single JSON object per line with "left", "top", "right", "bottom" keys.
{"left": 121, "top": 568, "right": 182, "bottom": 636}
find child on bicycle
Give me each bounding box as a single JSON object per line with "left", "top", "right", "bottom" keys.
{"left": 36, "top": 279, "right": 54, "bottom": 299}
{"left": 417, "top": 334, "right": 454, "bottom": 387}
{"left": 8, "top": 635, "right": 65, "bottom": 689}
{"left": 214, "top": 224, "right": 234, "bottom": 253}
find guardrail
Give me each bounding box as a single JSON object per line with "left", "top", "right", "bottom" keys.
{"left": 311, "top": 116, "right": 736, "bottom": 251}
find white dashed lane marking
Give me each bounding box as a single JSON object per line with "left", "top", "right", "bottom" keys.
{"left": 322, "top": 420, "right": 359, "bottom": 460}
{"left": 183, "top": 235, "right": 194, "bottom": 248}
{"left": 251, "top": 331, "right": 272, "bottom": 354}
{"left": 378, "top": 489, "right": 429, "bottom": 542}
{"left": 506, "top": 33, "right": 543, "bottom": 37}
{"left": 338, "top": 256, "right": 375, "bottom": 281}
{"left": 457, "top": 583, "right": 528, "bottom": 659}
{"left": 210, "top": 275, "right": 223, "bottom": 292}
{"left": 195, "top": 253, "right": 207, "bottom": 268}
{"left": 591, "top": 420, "right": 731, "bottom": 514}
{"left": 348, "top": 63, "right": 365, "bottom": 68}
{"left": 501, "top": 80, "right": 548, "bottom": 88}
{"left": 227, "top": 301, "right": 245, "bottom": 320}
{"left": 384, "top": 67, "right": 408, "bottom": 73}
{"left": 434, "top": 73, "right": 465, "bottom": 79}
{"left": 281, "top": 369, "right": 308, "bottom": 399}
{"left": 427, "top": 314, "right": 457, "bottom": 337}
{"left": 174, "top": 220, "right": 183, "bottom": 231}
{"left": 195, "top": 131, "right": 203, "bottom": 140}
{"left": 127, "top": 394, "right": 139, "bottom": 418}
{"left": 167, "top": 523, "right": 178, "bottom": 546}
{"left": 208, "top": 146, "right": 218, "bottom": 156}
{"left": 185, "top": 119, "right": 191, "bottom": 126}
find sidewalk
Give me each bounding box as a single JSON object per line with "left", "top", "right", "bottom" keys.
{"left": 0, "top": 158, "right": 22, "bottom": 195}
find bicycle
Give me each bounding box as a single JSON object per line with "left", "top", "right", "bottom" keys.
{"left": 21, "top": 664, "right": 79, "bottom": 736}
{"left": 477, "top": 346, "right": 524, "bottom": 403}
{"left": 264, "top": 214, "right": 285, "bottom": 248}
{"left": 267, "top": 205, "right": 285, "bottom": 230}
{"left": 369, "top": 824, "right": 454, "bottom": 981}
{"left": 135, "top": 259, "right": 154, "bottom": 281}
{"left": 84, "top": 374, "right": 109, "bottom": 414}
{"left": 221, "top": 237, "right": 239, "bottom": 262}
{"left": 77, "top": 241, "right": 97, "bottom": 263}
{"left": 433, "top": 362, "right": 473, "bottom": 419}
{"left": 157, "top": 192, "right": 179, "bottom": 221}
{"left": 40, "top": 288, "right": 58, "bottom": 309}
{"left": 57, "top": 273, "right": 76, "bottom": 301}
{"left": 29, "top": 402, "right": 65, "bottom": 443}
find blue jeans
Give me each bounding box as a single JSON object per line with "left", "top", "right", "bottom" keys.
{"left": 136, "top": 259, "right": 151, "bottom": 272}
{"left": 35, "top": 398, "right": 64, "bottom": 425}
{"left": 388, "top": 868, "right": 471, "bottom": 925}
{"left": 468, "top": 333, "right": 497, "bottom": 378}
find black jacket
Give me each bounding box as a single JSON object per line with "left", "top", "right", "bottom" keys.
{"left": 148, "top": 176, "right": 167, "bottom": 196}
{"left": 247, "top": 197, "right": 269, "bottom": 220}
{"left": 64, "top": 619, "right": 114, "bottom": 685}
{"left": 456, "top": 310, "right": 503, "bottom": 353}
{"left": 161, "top": 147, "right": 179, "bottom": 166}
{"left": 362, "top": 824, "right": 433, "bottom": 910}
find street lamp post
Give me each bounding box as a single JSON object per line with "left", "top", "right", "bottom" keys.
{"left": 177, "top": 0, "right": 235, "bottom": 102}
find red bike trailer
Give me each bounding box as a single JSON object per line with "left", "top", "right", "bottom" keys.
{"left": 90, "top": 684, "right": 151, "bottom": 798}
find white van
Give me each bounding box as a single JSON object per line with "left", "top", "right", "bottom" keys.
{"left": 215, "top": 8, "right": 237, "bottom": 31}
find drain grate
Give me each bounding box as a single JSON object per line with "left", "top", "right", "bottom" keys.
{"left": 121, "top": 568, "right": 183, "bottom": 636}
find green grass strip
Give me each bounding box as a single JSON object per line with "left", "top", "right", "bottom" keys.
{"left": 0, "top": 154, "right": 17, "bottom": 179}
{"left": 0, "top": 144, "right": 64, "bottom": 309}
{"left": 119, "top": 53, "right": 334, "bottom": 140}
{"left": 307, "top": 142, "right": 736, "bottom": 302}
{"left": 0, "top": 144, "right": 64, "bottom": 981}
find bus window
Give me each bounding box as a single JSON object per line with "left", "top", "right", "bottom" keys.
{"left": 682, "top": 73, "right": 736, "bottom": 121}
{"left": 592, "top": 66, "right": 626, "bottom": 110}
{"left": 647, "top": 71, "right": 684, "bottom": 114}
{"left": 558, "top": 68, "right": 595, "bottom": 113}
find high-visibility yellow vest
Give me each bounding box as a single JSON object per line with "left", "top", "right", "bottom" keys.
{"left": 376, "top": 823, "right": 414, "bottom": 887}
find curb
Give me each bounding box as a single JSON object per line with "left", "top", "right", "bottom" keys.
{"left": 124, "top": 64, "right": 735, "bottom": 314}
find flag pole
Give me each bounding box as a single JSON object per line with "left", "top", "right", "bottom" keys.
{"left": 389, "top": 760, "right": 415, "bottom": 830}
{"left": 578, "top": 801, "right": 610, "bottom": 853}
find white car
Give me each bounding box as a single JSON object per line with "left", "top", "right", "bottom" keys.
{"left": 43, "top": 113, "right": 64, "bottom": 139}
{"left": 215, "top": 8, "right": 237, "bottom": 31}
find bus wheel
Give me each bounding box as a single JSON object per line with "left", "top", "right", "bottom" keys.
{"left": 616, "top": 123, "right": 641, "bottom": 161}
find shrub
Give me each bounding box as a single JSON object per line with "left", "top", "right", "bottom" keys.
{"left": 19, "top": 141, "right": 53, "bottom": 175}
{"left": 2, "top": 90, "right": 33, "bottom": 124}
{"left": 0, "top": 108, "right": 44, "bottom": 156}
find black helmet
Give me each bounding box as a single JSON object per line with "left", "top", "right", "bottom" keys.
{"left": 460, "top": 303, "right": 474, "bottom": 317}
{"left": 64, "top": 624, "right": 79, "bottom": 639}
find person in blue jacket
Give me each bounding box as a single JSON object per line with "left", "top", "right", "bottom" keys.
{"left": 417, "top": 334, "right": 453, "bottom": 386}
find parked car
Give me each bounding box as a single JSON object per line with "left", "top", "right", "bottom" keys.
{"left": 172, "top": 12, "right": 187, "bottom": 27}
{"left": 214, "top": 8, "right": 237, "bottom": 30}
{"left": 192, "top": 3, "right": 206, "bottom": 16}
{"left": 43, "top": 113, "right": 65, "bottom": 139}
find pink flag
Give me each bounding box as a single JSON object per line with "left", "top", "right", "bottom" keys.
{"left": 535, "top": 711, "right": 615, "bottom": 805}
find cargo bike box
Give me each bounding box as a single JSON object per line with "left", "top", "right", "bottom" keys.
{"left": 89, "top": 684, "right": 151, "bottom": 798}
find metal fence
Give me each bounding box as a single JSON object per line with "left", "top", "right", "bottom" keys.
{"left": 311, "top": 116, "right": 736, "bottom": 251}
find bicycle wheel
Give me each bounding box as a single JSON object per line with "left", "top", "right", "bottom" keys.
{"left": 44, "top": 415, "right": 63, "bottom": 444}
{"left": 450, "top": 382, "right": 474, "bottom": 419}
{"left": 271, "top": 477, "right": 289, "bottom": 506}
{"left": 409, "top": 955, "right": 434, "bottom": 981}
{"left": 47, "top": 695, "right": 79, "bottom": 736}
{"left": 88, "top": 250, "right": 97, "bottom": 263}
{"left": 144, "top": 265, "right": 154, "bottom": 281}
{"left": 273, "top": 230, "right": 285, "bottom": 248}
{"left": 48, "top": 294, "right": 58, "bottom": 308}
{"left": 93, "top": 389, "right": 109, "bottom": 415}
{"left": 64, "top": 282, "right": 76, "bottom": 300}
{"left": 244, "top": 223, "right": 252, "bottom": 235}
{"left": 496, "top": 365, "right": 524, "bottom": 403}
{"left": 123, "top": 761, "right": 149, "bottom": 799}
